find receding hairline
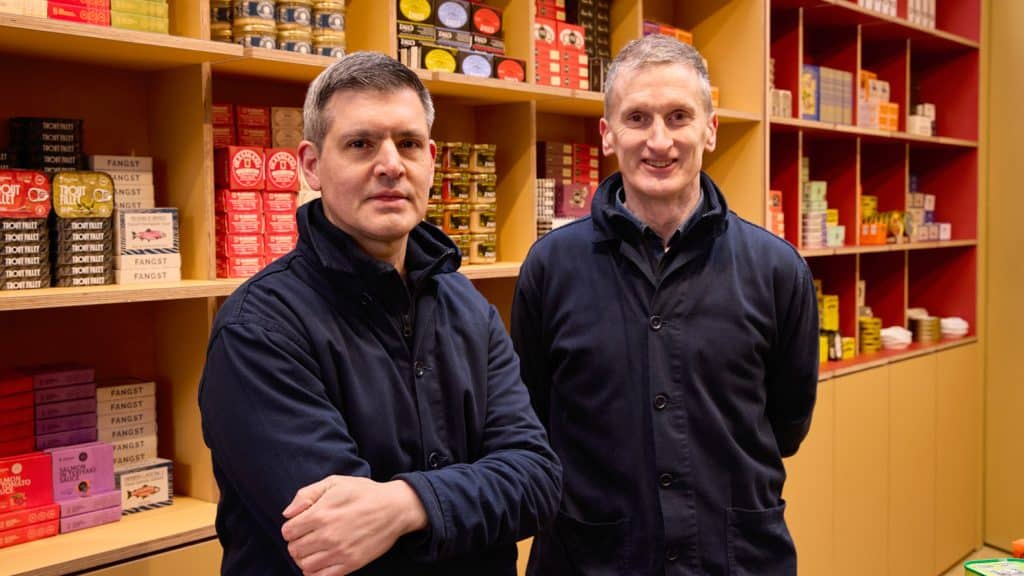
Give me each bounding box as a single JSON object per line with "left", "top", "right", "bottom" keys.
{"left": 603, "top": 60, "right": 712, "bottom": 116}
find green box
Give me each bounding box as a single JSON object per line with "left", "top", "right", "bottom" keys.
{"left": 965, "top": 558, "right": 1024, "bottom": 575}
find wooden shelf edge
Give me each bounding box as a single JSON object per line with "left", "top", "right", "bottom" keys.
{"left": 770, "top": 117, "right": 978, "bottom": 147}
{"left": 800, "top": 240, "right": 976, "bottom": 258}
{"left": 1, "top": 496, "right": 217, "bottom": 576}
{"left": 461, "top": 261, "right": 522, "bottom": 280}
{"left": 0, "top": 280, "right": 242, "bottom": 312}
{"left": 0, "top": 13, "right": 241, "bottom": 69}
{"left": 818, "top": 335, "right": 978, "bottom": 381}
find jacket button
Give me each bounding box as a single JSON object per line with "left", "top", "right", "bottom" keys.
{"left": 649, "top": 315, "right": 663, "bottom": 331}
{"left": 427, "top": 451, "right": 442, "bottom": 469}
{"left": 666, "top": 546, "right": 679, "bottom": 561}
{"left": 659, "top": 473, "right": 673, "bottom": 488}
{"left": 414, "top": 361, "right": 425, "bottom": 377}
{"left": 653, "top": 394, "right": 668, "bottom": 410}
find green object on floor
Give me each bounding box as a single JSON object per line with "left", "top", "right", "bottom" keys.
{"left": 965, "top": 558, "right": 1024, "bottom": 575}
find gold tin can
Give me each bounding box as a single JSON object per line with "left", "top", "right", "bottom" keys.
{"left": 468, "top": 233, "right": 497, "bottom": 264}
{"left": 442, "top": 203, "right": 470, "bottom": 234}
{"left": 469, "top": 203, "right": 497, "bottom": 233}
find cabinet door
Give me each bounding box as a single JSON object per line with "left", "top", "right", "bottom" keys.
{"left": 888, "top": 354, "right": 937, "bottom": 576}
{"left": 934, "top": 343, "right": 982, "bottom": 573}
{"left": 834, "top": 367, "right": 890, "bottom": 576}
{"left": 784, "top": 377, "right": 834, "bottom": 576}
{"left": 82, "top": 539, "right": 221, "bottom": 575}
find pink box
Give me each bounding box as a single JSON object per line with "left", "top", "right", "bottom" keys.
{"left": 0, "top": 452, "right": 53, "bottom": 512}
{"left": 35, "top": 427, "right": 97, "bottom": 451}
{"left": 24, "top": 366, "right": 94, "bottom": 390}
{"left": 35, "top": 412, "right": 98, "bottom": 436}
{"left": 47, "top": 442, "right": 114, "bottom": 500}
{"left": 35, "top": 397, "right": 96, "bottom": 420}
{"left": 34, "top": 382, "right": 96, "bottom": 405}
{"left": 57, "top": 488, "right": 119, "bottom": 517}
{"left": 0, "top": 502, "right": 60, "bottom": 531}
{"left": 59, "top": 504, "right": 120, "bottom": 533}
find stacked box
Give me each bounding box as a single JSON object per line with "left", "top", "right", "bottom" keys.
{"left": 95, "top": 384, "right": 158, "bottom": 470}
{"left": 9, "top": 118, "right": 85, "bottom": 177}
{"left": 110, "top": 0, "right": 168, "bottom": 33}
{"left": 812, "top": 66, "right": 853, "bottom": 125}
{"left": 908, "top": 0, "right": 936, "bottom": 29}
{"left": 0, "top": 374, "right": 34, "bottom": 457}
{"left": 115, "top": 457, "right": 173, "bottom": 513}
{"left": 212, "top": 103, "right": 234, "bottom": 148}
{"left": 215, "top": 146, "right": 265, "bottom": 278}
{"left": 114, "top": 208, "right": 180, "bottom": 284}
{"left": 47, "top": 442, "right": 119, "bottom": 532}
{"left": 90, "top": 155, "right": 155, "bottom": 211}
{"left": 50, "top": 171, "right": 115, "bottom": 286}
{"left": 537, "top": 141, "right": 597, "bottom": 218}
{"left": 771, "top": 89, "right": 792, "bottom": 118}
{"left": 767, "top": 189, "right": 785, "bottom": 238}
{"left": 0, "top": 452, "right": 58, "bottom": 548}
{"left": 801, "top": 180, "right": 828, "bottom": 249}
{"left": 0, "top": 170, "right": 52, "bottom": 290}
{"left": 271, "top": 107, "right": 303, "bottom": 149}
{"left": 432, "top": 142, "right": 498, "bottom": 261}
{"left": 31, "top": 366, "right": 97, "bottom": 450}
{"left": 533, "top": 19, "right": 589, "bottom": 90}
{"left": 536, "top": 178, "right": 555, "bottom": 237}
{"left": 46, "top": 1, "right": 111, "bottom": 26}
{"left": 236, "top": 106, "right": 271, "bottom": 148}
{"left": 262, "top": 148, "right": 299, "bottom": 266}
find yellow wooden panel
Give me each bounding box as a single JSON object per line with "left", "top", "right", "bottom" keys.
{"left": 345, "top": 0, "right": 394, "bottom": 54}
{"left": 834, "top": 366, "right": 890, "bottom": 576}
{"left": 783, "top": 377, "right": 834, "bottom": 576}
{"left": 704, "top": 122, "right": 766, "bottom": 224}
{"left": 517, "top": 537, "right": 532, "bottom": 576}
{"left": 984, "top": 0, "right": 1024, "bottom": 552}
{"left": 888, "top": 354, "right": 937, "bottom": 576}
{"left": 82, "top": 538, "right": 221, "bottom": 576}
{"left": 934, "top": 343, "right": 982, "bottom": 574}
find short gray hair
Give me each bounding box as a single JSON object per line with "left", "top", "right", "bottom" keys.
{"left": 604, "top": 35, "right": 713, "bottom": 115}
{"left": 303, "top": 51, "right": 435, "bottom": 148}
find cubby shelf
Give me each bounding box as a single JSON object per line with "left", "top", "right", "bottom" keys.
{"left": 770, "top": 116, "right": 978, "bottom": 147}
{"left": 0, "top": 280, "right": 242, "bottom": 312}
{"left": 819, "top": 335, "right": 977, "bottom": 380}
{"left": 800, "top": 239, "right": 977, "bottom": 258}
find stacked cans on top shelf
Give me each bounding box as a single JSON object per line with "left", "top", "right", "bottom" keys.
{"left": 0, "top": 170, "right": 51, "bottom": 291}
{"left": 211, "top": 0, "right": 346, "bottom": 57}
{"left": 50, "top": 171, "right": 115, "bottom": 287}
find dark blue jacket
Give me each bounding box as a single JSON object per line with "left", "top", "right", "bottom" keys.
{"left": 512, "top": 172, "right": 818, "bottom": 576}
{"left": 200, "top": 200, "right": 561, "bottom": 575}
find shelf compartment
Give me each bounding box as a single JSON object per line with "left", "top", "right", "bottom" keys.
{"left": 808, "top": 253, "right": 858, "bottom": 340}
{"left": 908, "top": 244, "right": 976, "bottom": 329}
{"left": 910, "top": 48, "right": 979, "bottom": 142}
{"left": 909, "top": 147, "right": 978, "bottom": 241}
{"left": 819, "top": 334, "right": 976, "bottom": 380}
{"left": 859, "top": 250, "right": 906, "bottom": 328}
{"left": 799, "top": 239, "right": 977, "bottom": 258}
{"left": 860, "top": 139, "right": 908, "bottom": 216}
{"left": 770, "top": 116, "right": 977, "bottom": 148}
{"left": 800, "top": 135, "right": 857, "bottom": 249}
{"left": 0, "top": 497, "right": 216, "bottom": 576}
{"left": 770, "top": 130, "right": 801, "bottom": 246}
{"left": 0, "top": 13, "right": 240, "bottom": 71}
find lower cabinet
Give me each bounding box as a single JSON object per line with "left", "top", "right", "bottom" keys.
{"left": 82, "top": 539, "right": 221, "bottom": 576}
{"left": 785, "top": 343, "right": 981, "bottom": 576}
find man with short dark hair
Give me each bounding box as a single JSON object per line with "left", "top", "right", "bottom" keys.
{"left": 513, "top": 35, "right": 819, "bottom": 575}
{"left": 200, "top": 52, "right": 561, "bottom": 576}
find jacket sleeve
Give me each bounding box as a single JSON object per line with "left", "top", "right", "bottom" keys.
{"left": 767, "top": 260, "right": 820, "bottom": 458}
{"left": 396, "top": 305, "right": 562, "bottom": 561}
{"left": 510, "top": 255, "right": 552, "bottom": 427}
{"left": 199, "top": 320, "right": 373, "bottom": 566}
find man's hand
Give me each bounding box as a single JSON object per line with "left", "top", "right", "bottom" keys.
{"left": 281, "top": 476, "right": 429, "bottom": 575}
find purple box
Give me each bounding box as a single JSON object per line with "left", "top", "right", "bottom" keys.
{"left": 35, "top": 412, "right": 98, "bottom": 436}
{"left": 35, "top": 397, "right": 96, "bottom": 420}
{"left": 34, "top": 382, "right": 96, "bottom": 405}
{"left": 36, "top": 427, "right": 97, "bottom": 451}
{"left": 47, "top": 442, "right": 114, "bottom": 500}
{"left": 57, "top": 488, "right": 120, "bottom": 517}
{"left": 24, "top": 366, "right": 95, "bottom": 390}
{"left": 59, "top": 503, "right": 121, "bottom": 533}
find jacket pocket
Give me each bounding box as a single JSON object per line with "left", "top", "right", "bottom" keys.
{"left": 726, "top": 503, "right": 796, "bottom": 576}
{"left": 554, "top": 511, "right": 631, "bottom": 575}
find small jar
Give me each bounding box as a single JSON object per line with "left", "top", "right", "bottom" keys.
{"left": 468, "top": 233, "right": 497, "bottom": 264}
{"left": 312, "top": 6, "right": 345, "bottom": 31}
{"left": 443, "top": 142, "right": 471, "bottom": 172}
{"left": 312, "top": 30, "right": 345, "bottom": 57}
{"left": 424, "top": 203, "right": 444, "bottom": 228}
{"left": 442, "top": 203, "right": 470, "bottom": 234}
{"left": 234, "top": 20, "right": 277, "bottom": 48}
{"left": 211, "top": 0, "right": 234, "bottom": 24}
{"left": 469, "top": 173, "right": 497, "bottom": 203}
{"left": 278, "top": 28, "right": 312, "bottom": 53}
{"left": 233, "top": 0, "right": 275, "bottom": 21}
{"left": 469, "top": 203, "right": 496, "bottom": 233}
{"left": 428, "top": 173, "right": 443, "bottom": 203}
{"left": 449, "top": 233, "right": 470, "bottom": 259}
{"left": 441, "top": 173, "right": 470, "bottom": 204}
{"left": 210, "top": 22, "right": 234, "bottom": 42}
{"left": 276, "top": 0, "right": 312, "bottom": 27}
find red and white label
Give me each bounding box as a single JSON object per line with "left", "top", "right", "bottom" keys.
{"left": 216, "top": 146, "right": 265, "bottom": 191}
{"left": 0, "top": 171, "right": 51, "bottom": 219}
{"left": 264, "top": 149, "right": 300, "bottom": 192}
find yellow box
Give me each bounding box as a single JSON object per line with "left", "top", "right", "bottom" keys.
{"left": 819, "top": 335, "right": 829, "bottom": 364}
{"left": 841, "top": 337, "right": 856, "bottom": 360}
{"left": 827, "top": 208, "right": 839, "bottom": 225}
{"left": 822, "top": 294, "right": 839, "bottom": 332}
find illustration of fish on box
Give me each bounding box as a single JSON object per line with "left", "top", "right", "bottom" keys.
{"left": 115, "top": 208, "right": 178, "bottom": 258}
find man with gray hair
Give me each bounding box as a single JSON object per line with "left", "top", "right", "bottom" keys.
{"left": 200, "top": 51, "right": 561, "bottom": 575}
{"left": 512, "top": 35, "right": 818, "bottom": 575}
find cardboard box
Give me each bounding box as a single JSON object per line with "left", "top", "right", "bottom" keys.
{"left": 0, "top": 452, "right": 52, "bottom": 512}
{"left": 215, "top": 147, "right": 265, "bottom": 191}
{"left": 264, "top": 148, "right": 300, "bottom": 192}
{"left": 48, "top": 442, "right": 114, "bottom": 500}
{"left": 115, "top": 458, "right": 173, "bottom": 513}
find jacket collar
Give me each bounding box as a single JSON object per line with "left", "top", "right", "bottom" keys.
{"left": 591, "top": 171, "right": 730, "bottom": 245}
{"left": 296, "top": 199, "right": 461, "bottom": 289}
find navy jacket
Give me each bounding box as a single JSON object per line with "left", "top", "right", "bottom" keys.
{"left": 200, "top": 200, "right": 561, "bottom": 575}
{"left": 512, "top": 172, "right": 818, "bottom": 576}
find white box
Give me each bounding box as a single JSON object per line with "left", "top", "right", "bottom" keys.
{"left": 114, "top": 208, "right": 179, "bottom": 268}
{"left": 115, "top": 458, "right": 173, "bottom": 513}
{"left": 99, "top": 409, "right": 157, "bottom": 430}
{"left": 907, "top": 114, "right": 933, "bottom": 136}
{"left": 90, "top": 155, "right": 153, "bottom": 172}
{"left": 108, "top": 171, "right": 153, "bottom": 187}
{"left": 96, "top": 379, "right": 156, "bottom": 403}
{"left": 99, "top": 420, "right": 158, "bottom": 443}
{"left": 115, "top": 267, "right": 182, "bottom": 284}
{"left": 111, "top": 435, "right": 158, "bottom": 470}
{"left": 938, "top": 222, "right": 952, "bottom": 241}
{"left": 98, "top": 395, "right": 157, "bottom": 416}
{"left": 115, "top": 253, "right": 181, "bottom": 270}
{"left": 923, "top": 193, "right": 936, "bottom": 211}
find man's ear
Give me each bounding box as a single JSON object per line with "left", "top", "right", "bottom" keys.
{"left": 704, "top": 110, "right": 719, "bottom": 154}
{"left": 599, "top": 117, "right": 615, "bottom": 157}
{"left": 298, "top": 140, "right": 322, "bottom": 191}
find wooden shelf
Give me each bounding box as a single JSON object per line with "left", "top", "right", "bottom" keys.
{"left": 0, "top": 280, "right": 242, "bottom": 312}
{"left": 211, "top": 47, "right": 341, "bottom": 83}
{"left": 0, "top": 13, "right": 240, "bottom": 70}
{"left": 800, "top": 240, "right": 976, "bottom": 258}
{"left": 774, "top": 0, "right": 978, "bottom": 51}
{"left": 770, "top": 116, "right": 978, "bottom": 147}
{"left": 461, "top": 261, "right": 522, "bottom": 280}
{"left": 818, "top": 335, "right": 977, "bottom": 381}
{"left": 0, "top": 497, "right": 217, "bottom": 576}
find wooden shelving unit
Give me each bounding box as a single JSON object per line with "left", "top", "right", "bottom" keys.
{"left": 0, "top": 0, "right": 985, "bottom": 574}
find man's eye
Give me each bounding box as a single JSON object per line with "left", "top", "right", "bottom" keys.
{"left": 400, "top": 140, "right": 422, "bottom": 149}
{"left": 349, "top": 140, "right": 369, "bottom": 149}
{"left": 627, "top": 113, "right": 644, "bottom": 123}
